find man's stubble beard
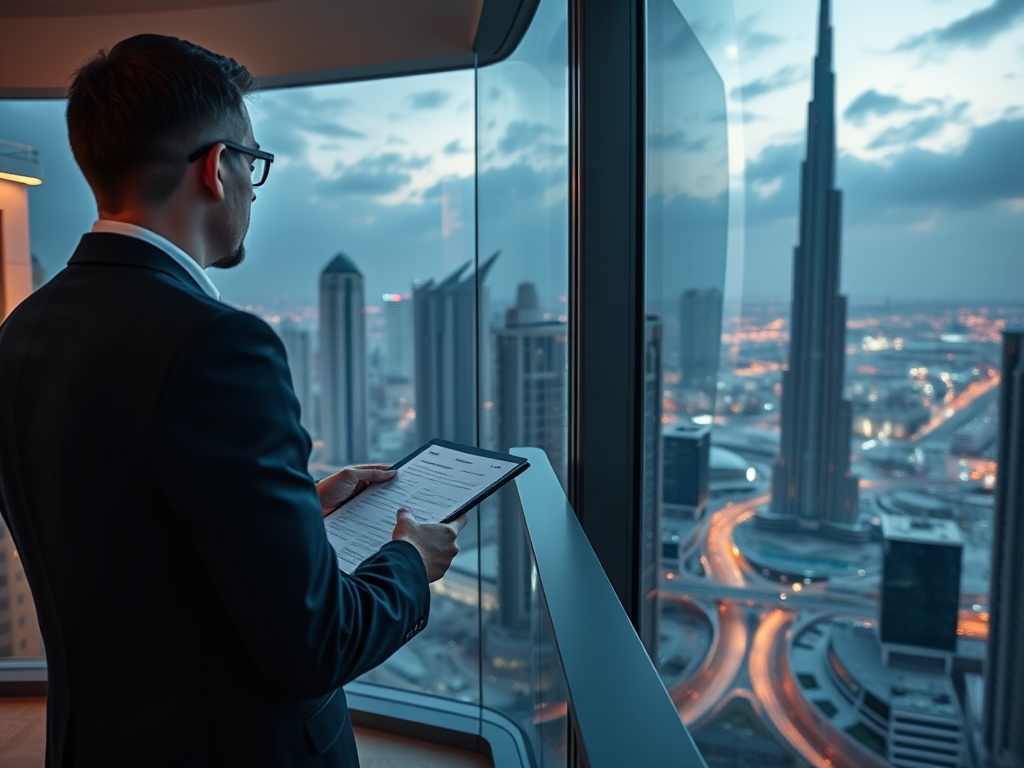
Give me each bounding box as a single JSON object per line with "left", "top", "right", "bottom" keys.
{"left": 210, "top": 201, "right": 250, "bottom": 270}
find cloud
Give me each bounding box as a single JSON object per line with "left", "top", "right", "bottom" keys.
{"left": 443, "top": 139, "right": 470, "bottom": 156}
{"left": 745, "top": 118, "right": 1024, "bottom": 226}
{"left": 895, "top": 0, "right": 1024, "bottom": 54}
{"left": 407, "top": 90, "right": 452, "bottom": 110}
{"left": 730, "top": 65, "right": 804, "bottom": 102}
{"left": 866, "top": 102, "right": 968, "bottom": 150}
{"left": 497, "top": 121, "right": 554, "bottom": 155}
{"left": 317, "top": 153, "right": 431, "bottom": 197}
{"left": 843, "top": 89, "right": 925, "bottom": 126}
{"left": 648, "top": 129, "right": 711, "bottom": 152}
{"left": 736, "top": 14, "right": 784, "bottom": 56}
{"left": 298, "top": 120, "right": 365, "bottom": 139}
{"left": 250, "top": 91, "right": 362, "bottom": 156}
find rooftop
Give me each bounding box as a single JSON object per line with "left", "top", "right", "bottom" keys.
{"left": 882, "top": 515, "right": 963, "bottom": 546}
{"left": 322, "top": 252, "right": 362, "bottom": 276}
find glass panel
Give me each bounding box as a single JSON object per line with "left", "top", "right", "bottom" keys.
{"left": 0, "top": 73, "right": 484, "bottom": 704}
{"left": 242, "top": 73, "right": 482, "bottom": 702}
{"left": 644, "top": 0, "right": 1024, "bottom": 766}
{"left": 474, "top": 0, "right": 570, "bottom": 747}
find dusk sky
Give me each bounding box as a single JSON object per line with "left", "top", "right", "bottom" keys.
{"left": 1, "top": 0, "right": 1021, "bottom": 312}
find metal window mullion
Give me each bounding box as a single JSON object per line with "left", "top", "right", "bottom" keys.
{"left": 568, "top": 0, "right": 646, "bottom": 626}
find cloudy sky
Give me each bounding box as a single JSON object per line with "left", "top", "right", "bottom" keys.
{"left": 1, "top": 0, "right": 1021, "bottom": 313}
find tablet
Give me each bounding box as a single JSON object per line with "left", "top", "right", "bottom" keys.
{"left": 324, "top": 439, "right": 530, "bottom": 573}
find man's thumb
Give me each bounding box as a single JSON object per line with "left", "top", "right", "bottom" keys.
{"left": 396, "top": 507, "right": 415, "bottom": 523}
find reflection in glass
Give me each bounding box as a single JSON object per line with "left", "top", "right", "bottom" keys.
{"left": 644, "top": 0, "right": 731, "bottom": 670}
{"left": 476, "top": 0, "right": 569, "bottom": 752}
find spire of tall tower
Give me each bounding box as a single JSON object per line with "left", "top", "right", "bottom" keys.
{"left": 817, "top": 0, "right": 832, "bottom": 66}
{"left": 760, "top": 0, "right": 863, "bottom": 540}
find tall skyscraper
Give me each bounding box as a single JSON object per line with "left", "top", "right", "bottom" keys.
{"left": 494, "top": 283, "right": 568, "bottom": 632}
{"left": 982, "top": 329, "right": 1024, "bottom": 768}
{"left": 382, "top": 293, "right": 414, "bottom": 382}
{"left": 639, "top": 315, "right": 664, "bottom": 663}
{"left": 763, "top": 0, "right": 860, "bottom": 538}
{"left": 279, "top": 321, "right": 314, "bottom": 436}
{"left": 412, "top": 253, "right": 499, "bottom": 446}
{"left": 319, "top": 253, "right": 367, "bottom": 467}
{"left": 679, "top": 288, "right": 722, "bottom": 403}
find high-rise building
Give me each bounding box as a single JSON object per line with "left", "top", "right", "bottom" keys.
{"left": 319, "top": 253, "right": 367, "bottom": 466}
{"left": 0, "top": 524, "right": 44, "bottom": 658}
{"left": 413, "top": 253, "right": 498, "bottom": 446}
{"left": 662, "top": 424, "right": 711, "bottom": 523}
{"left": 982, "top": 329, "right": 1024, "bottom": 768}
{"left": 494, "top": 283, "right": 567, "bottom": 633}
{"left": 679, "top": 288, "right": 722, "bottom": 402}
{"left": 279, "top": 321, "right": 314, "bottom": 436}
{"left": 639, "top": 315, "right": 663, "bottom": 663}
{"left": 762, "top": 0, "right": 861, "bottom": 539}
{"left": 878, "top": 516, "right": 962, "bottom": 673}
{"left": 382, "top": 293, "right": 415, "bottom": 382}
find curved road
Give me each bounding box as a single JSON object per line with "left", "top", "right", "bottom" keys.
{"left": 749, "top": 609, "right": 890, "bottom": 768}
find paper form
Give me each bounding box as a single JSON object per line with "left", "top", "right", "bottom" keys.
{"left": 324, "top": 443, "right": 520, "bottom": 573}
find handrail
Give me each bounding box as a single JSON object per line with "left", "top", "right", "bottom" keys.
{"left": 512, "top": 447, "right": 707, "bottom": 768}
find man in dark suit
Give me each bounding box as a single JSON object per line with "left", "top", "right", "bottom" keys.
{"left": 0, "top": 34, "right": 465, "bottom": 767}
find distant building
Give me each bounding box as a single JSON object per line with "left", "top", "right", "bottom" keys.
{"left": 1, "top": 138, "right": 42, "bottom": 321}
{"left": 854, "top": 405, "right": 930, "bottom": 442}
{"left": 319, "top": 253, "right": 367, "bottom": 466}
{"left": 0, "top": 140, "right": 45, "bottom": 658}
{"left": 639, "top": 315, "right": 663, "bottom": 663}
{"left": 494, "top": 283, "right": 567, "bottom": 634}
{"left": 679, "top": 288, "right": 722, "bottom": 402}
{"left": 279, "top": 322, "right": 314, "bottom": 436}
{"left": 0, "top": 523, "right": 43, "bottom": 659}
{"left": 662, "top": 424, "right": 710, "bottom": 522}
{"left": 382, "top": 292, "right": 414, "bottom": 382}
{"left": 763, "top": 0, "right": 861, "bottom": 539}
{"left": 792, "top": 618, "right": 965, "bottom": 768}
{"left": 412, "top": 253, "right": 498, "bottom": 446}
{"left": 879, "top": 516, "right": 962, "bottom": 673}
{"left": 982, "top": 329, "right": 1024, "bottom": 768}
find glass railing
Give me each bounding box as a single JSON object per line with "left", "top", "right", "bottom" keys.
{"left": 347, "top": 447, "right": 707, "bottom": 768}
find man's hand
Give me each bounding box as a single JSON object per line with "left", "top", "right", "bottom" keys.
{"left": 316, "top": 463, "right": 396, "bottom": 518}
{"left": 392, "top": 508, "right": 467, "bottom": 583}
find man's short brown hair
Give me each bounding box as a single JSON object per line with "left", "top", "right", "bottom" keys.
{"left": 67, "top": 34, "right": 257, "bottom": 212}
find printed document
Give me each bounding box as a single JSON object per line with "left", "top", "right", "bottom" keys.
{"left": 324, "top": 443, "right": 520, "bottom": 573}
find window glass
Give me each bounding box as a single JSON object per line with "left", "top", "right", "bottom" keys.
{"left": 645, "top": 0, "right": 1024, "bottom": 766}
{"left": 476, "top": 0, "right": 570, "bottom": 755}
{"left": 0, "top": 71, "right": 485, "bottom": 705}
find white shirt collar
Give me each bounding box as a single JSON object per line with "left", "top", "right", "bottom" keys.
{"left": 90, "top": 220, "right": 221, "bottom": 302}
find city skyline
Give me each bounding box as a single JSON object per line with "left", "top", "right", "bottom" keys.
{"left": 0, "top": 0, "right": 1020, "bottom": 310}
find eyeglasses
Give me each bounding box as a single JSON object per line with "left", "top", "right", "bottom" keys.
{"left": 187, "top": 140, "right": 275, "bottom": 187}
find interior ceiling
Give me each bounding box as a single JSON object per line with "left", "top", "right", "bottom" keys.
{"left": 0, "top": 0, "right": 486, "bottom": 98}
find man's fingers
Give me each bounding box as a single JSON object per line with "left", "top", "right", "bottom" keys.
{"left": 350, "top": 467, "right": 397, "bottom": 483}
{"left": 446, "top": 514, "right": 469, "bottom": 535}
{"left": 353, "top": 463, "right": 393, "bottom": 471}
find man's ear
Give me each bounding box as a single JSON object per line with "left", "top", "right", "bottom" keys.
{"left": 199, "top": 143, "right": 228, "bottom": 202}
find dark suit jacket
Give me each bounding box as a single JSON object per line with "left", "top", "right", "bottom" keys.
{"left": 0, "top": 233, "right": 430, "bottom": 767}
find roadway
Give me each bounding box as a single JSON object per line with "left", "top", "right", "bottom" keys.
{"left": 667, "top": 483, "right": 988, "bottom": 764}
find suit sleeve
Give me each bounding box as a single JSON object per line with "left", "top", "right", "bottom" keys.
{"left": 154, "top": 309, "right": 430, "bottom": 696}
